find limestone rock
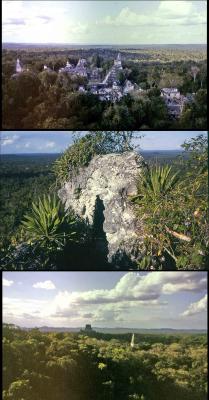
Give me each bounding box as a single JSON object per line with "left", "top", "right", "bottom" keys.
{"left": 58, "top": 151, "right": 144, "bottom": 266}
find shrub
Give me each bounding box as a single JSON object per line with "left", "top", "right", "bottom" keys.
{"left": 53, "top": 131, "right": 137, "bottom": 184}
{"left": 21, "top": 194, "right": 76, "bottom": 252}
{"left": 132, "top": 134, "right": 208, "bottom": 270}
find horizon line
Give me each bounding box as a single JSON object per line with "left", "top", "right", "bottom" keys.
{"left": 2, "top": 42, "right": 207, "bottom": 46}
{"left": 1, "top": 149, "right": 184, "bottom": 155}
{"left": 3, "top": 323, "right": 207, "bottom": 331}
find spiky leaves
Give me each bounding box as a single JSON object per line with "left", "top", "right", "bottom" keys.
{"left": 132, "top": 153, "right": 208, "bottom": 270}
{"left": 21, "top": 194, "right": 76, "bottom": 250}
{"left": 136, "top": 165, "right": 180, "bottom": 203}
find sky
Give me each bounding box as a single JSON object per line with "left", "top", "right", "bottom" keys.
{"left": 2, "top": 1, "right": 207, "bottom": 45}
{"left": 1, "top": 131, "right": 207, "bottom": 154}
{"left": 3, "top": 271, "right": 207, "bottom": 329}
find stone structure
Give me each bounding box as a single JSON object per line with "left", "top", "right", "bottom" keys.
{"left": 12, "top": 58, "right": 26, "bottom": 78}
{"left": 58, "top": 151, "right": 144, "bottom": 266}
{"left": 102, "top": 53, "right": 123, "bottom": 85}
{"left": 43, "top": 65, "right": 53, "bottom": 72}
{"left": 160, "top": 87, "right": 191, "bottom": 118}
{"left": 84, "top": 324, "right": 93, "bottom": 332}
{"left": 16, "top": 58, "right": 22, "bottom": 73}
{"left": 59, "top": 58, "right": 88, "bottom": 77}
{"left": 130, "top": 333, "right": 135, "bottom": 349}
{"left": 58, "top": 53, "right": 137, "bottom": 102}
{"left": 123, "top": 79, "right": 135, "bottom": 94}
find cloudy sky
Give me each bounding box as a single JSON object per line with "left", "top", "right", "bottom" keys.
{"left": 3, "top": 272, "right": 207, "bottom": 329}
{"left": 1, "top": 131, "right": 207, "bottom": 154}
{"left": 2, "top": 1, "right": 207, "bottom": 44}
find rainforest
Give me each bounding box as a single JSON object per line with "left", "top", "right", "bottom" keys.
{"left": 2, "top": 324, "right": 207, "bottom": 400}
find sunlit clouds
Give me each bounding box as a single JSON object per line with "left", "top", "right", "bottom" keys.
{"left": 181, "top": 294, "right": 207, "bottom": 317}
{"left": 3, "top": 272, "right": 207, "bottom": 329}
{"left": 33, "top": 280, "right": 56, "bottom": 290}
{"left": 2, "top": 1, "right": 207, "bottom": 44}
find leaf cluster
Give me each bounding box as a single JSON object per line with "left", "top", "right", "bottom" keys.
{"left": 132, "top": 135, "right": 208, "bottom": 269}
{"left": 53, "top": 131, "right": 136, "bottom": 184}
{"left": 21, "top": 194, "right": 76, "bottom": 250}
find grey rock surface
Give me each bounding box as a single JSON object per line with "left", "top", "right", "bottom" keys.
{"left": 58, "top": 151, "right": 144, "bottom": 265}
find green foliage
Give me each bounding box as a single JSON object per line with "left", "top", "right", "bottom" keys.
{"left": 2, "top": 47, "right": 207, "bottom": 129}
{"left": 21, "top": 194, "right": 76, "bottom": 250}
{"left": 0, "top": 154, "right": 56, "bottom": 247}
{"left": 179, "top": 89, "right": 207, "bottom": 129}
{"left": 3, "top": 325, "right": 207, "bottom": 400}
{"left": 0, "top": 193, "right": 82, "bottom": 269}
{"left": 53, "top": 132, "right": 136, "bottom": 184}
{"left": 133, "top": 165, "right": 179, "bottom": 202}
{"left": 132, "top": 134, "right": 208, "bottom": 270}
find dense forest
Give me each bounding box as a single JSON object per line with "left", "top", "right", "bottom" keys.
{"left": 0, "top": 132, "right": 208, "bottom": 270}
{"left": 2, "top": 46, "right": 207, "bottom": 129}
{"left": 3, "top": 324, "right": 207, "bottom": 400}
{"left": 0, "top": 154, "right": 56, "bottom": 242}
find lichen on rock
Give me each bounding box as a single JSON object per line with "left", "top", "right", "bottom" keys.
{"left": 58, "top": 151, "right": 144, "bottom": 266}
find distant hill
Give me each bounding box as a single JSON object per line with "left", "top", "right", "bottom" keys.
{"left": 2, "top": 43, "right": 207, "bottom": 51}
{"left": 25, "top": 326, "right": 207, "bottom": 335}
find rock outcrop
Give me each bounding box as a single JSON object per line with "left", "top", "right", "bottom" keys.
{"left": 58, "top": 151, "right": 144, "bottom": 266}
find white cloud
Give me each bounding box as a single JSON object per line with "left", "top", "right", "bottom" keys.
{"left": 158, "top": 1, "right": 193, "bottom": 17}
{"left": 24, "top": 142, "right": 31, "bottom": 148}
{"left": 3, "top": 272, "right": 207, "bottom": 328}
{"left": 2, "top": 1, "right": 206, "bottom": 44}
{"left": 3, "top": 278, "right": 14, "bottom": 287}
{"left": 3, "top": 296, "right": 49, "bottom": 326}
{"left": 2, "top": 1, "right": 89, "bottom": 43}
{"left": 181, "top": 294, "right": 207, "bottom": 317}
{"left": 100, "top": 2, "right": 206, "bottom": 28}
{"left": 68, "top": 22, "right": 89, "bottom": 35}
{"left": 45, "top": 272, "right": 206, "bottom": 319}
{"left": 45, "top": 141, "right": 56, "bottom": 148}
{"left": 1, "top": 134, "right": 19, "bottom": 146}
{"left": 2, "top": 138, "right": 14, "bottom": 146}
{"left": 33, "top": 280, "right": 56, "bottom": 290}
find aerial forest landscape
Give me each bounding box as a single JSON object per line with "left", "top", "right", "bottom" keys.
{"left": 2, "top": 44, "right": 207, "bottom": 130}
{"left": 1, "top": 2, "right": 208, "bottom": 400}
{"left": 2, "top": 0, "right": 207, "bottom": 130}
{"left": 0, "top": 131, "right": 208, "bottom": 270}
{"left": 2, "top": 271, "right": 208, "bottom": 400}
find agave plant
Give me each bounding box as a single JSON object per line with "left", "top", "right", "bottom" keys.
{"left": 134, "top": 165, "right": 180, "bottom": 204}
{"left": 21, "top": 194, "right": 76, "bottom": 250}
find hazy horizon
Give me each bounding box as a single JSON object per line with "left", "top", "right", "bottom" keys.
{"left": 1, "top": 131, "right": 206, "bottom": 154}
{"left": 1, "top": 150, "right": 184, "bottom": 155}
{"left": 3, "top": 322, "right": 207, "bottom": 331}
{"left": 2, "top": 42, "right": 206, "bottom": 46}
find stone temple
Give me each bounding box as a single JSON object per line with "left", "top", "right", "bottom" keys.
{"left": 59, "top": 58, "right": 88, "bottom": 77}
{"left": 16, "top": 59, "right": 22, "bottom": 73}
{"left": 58, "top": 52, "right": 137, "bottom": 102}
{"left": 102, "top": 53, "right": 123, "bottom": 85}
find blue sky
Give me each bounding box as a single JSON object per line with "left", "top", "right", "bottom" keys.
{"left": 2, "top": 1, "right": 207, "bottom": 44}
{"left": 3, "top": 272, "right": 207, "bottom": 329}
{"left": 1, "top": 131, "right": 207, "bottom": 154}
